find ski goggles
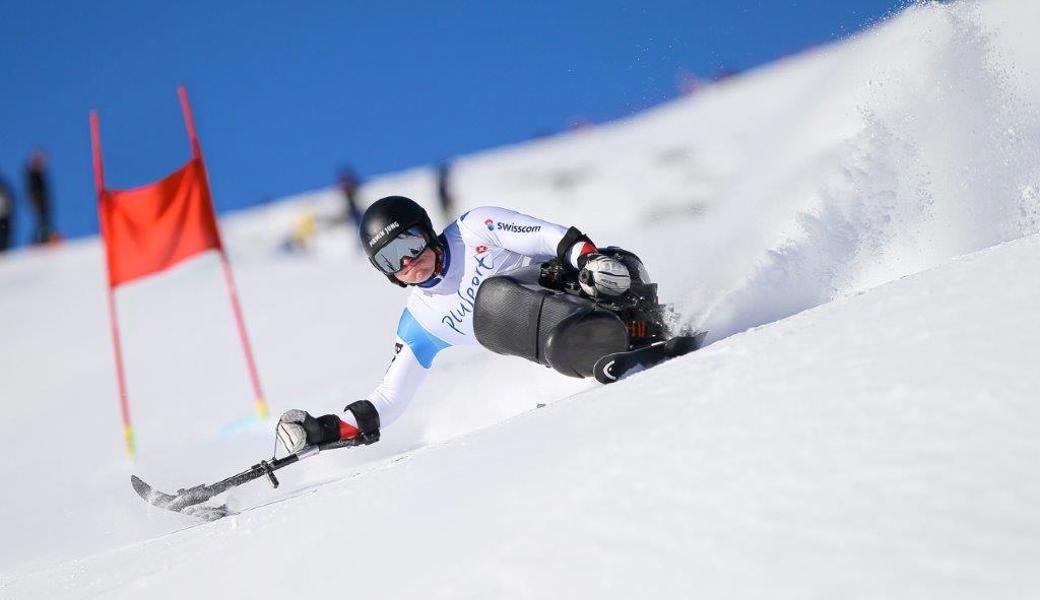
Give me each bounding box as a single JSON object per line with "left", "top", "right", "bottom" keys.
{"left": 373, "top": 226, "right": 429, "bottom": 274}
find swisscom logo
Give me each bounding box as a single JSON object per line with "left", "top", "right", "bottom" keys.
{"left": 484, "top": 218, "right": 495, "bottom": 231}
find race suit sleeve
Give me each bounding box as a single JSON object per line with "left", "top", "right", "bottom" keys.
{"left": 359, "top": 308, "right": 449, "bottom": 429}
{"left": 458, "top": 206, "right": 592, "bottom": 265}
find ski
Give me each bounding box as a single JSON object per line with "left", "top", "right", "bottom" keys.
{"left": 594, "top": 332, "right": 707, "bottom": 384}
{"left": 130, "top": 476, "right": 231, "bottom": 521}
{"left": 130, "top": 438, "right": 359, "bottom": 521}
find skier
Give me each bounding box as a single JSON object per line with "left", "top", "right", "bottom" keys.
{"left": 130, "top": 195, "right": 704, "bottom": 519}
{"left": 275, "top": 196, "right": 640, "bottom": 454}
{"left": 25, "top": 150, "right": 57, "bottom": 245}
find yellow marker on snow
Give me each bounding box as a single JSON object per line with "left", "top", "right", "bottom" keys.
{"left": 124, "top": 425, "right": 136, "bottom": 459}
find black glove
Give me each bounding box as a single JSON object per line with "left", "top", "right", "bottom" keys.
{"left": 275, "top": 409, "right": 342, "bottom": 456}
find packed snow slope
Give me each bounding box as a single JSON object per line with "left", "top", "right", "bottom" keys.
{"left": 1, "top": 0, "right": 1039, "bottom": 597}
{"left": 8, "top": 234, "right": 1040, "bottom": 598}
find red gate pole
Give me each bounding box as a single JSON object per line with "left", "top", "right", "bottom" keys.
{"left": 90, "top": 111, "right": 137, "bottom": 458}
{"left": 177, "top": 85, "right": 269, "bottom": 420}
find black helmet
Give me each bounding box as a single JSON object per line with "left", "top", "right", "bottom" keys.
{"left": 360, "top": 196, "right": 442, "bottom": 286}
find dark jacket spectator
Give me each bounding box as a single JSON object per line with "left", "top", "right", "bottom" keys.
{"left": 0, "top": 167, "right": 14, "bottom": 252}
{"left": 437, "top": 162, "right": 455, "bottom": 222}
{"left": 25, "top": 150, "right": 56, "bottom": 244}
{"left": 338, "top": 166, "right": 362, "bottom": 229}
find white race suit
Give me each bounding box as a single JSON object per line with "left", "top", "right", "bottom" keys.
{"left": 353, "top": 206, "right": 591, "bottom": 430}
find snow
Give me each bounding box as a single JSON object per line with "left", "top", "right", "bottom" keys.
{"left": 2, "top": 0, "right": 1039, "bottom": 597}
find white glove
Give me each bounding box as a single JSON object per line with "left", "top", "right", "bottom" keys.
{"left": 579, "top": 254, "right": 631, "bottom": 297}
{"left": 276, "top": 409, "right": 312, "bottom": 456}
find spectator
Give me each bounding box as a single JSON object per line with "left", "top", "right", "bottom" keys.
{"left": 0, "top": 165, "right": 14, "bottom": 252}
{"left": 436, "top": 161, "right": 455, "bottom": 222}
{"left": 25, "top": 150, "right": 57, "bottom": 244}
{"left": 338, "top": 166, "right": 362, "bottom": 232}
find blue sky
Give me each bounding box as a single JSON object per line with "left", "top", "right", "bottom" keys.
{"left": 0, "top": 0, "right": 907, "bottom": 246}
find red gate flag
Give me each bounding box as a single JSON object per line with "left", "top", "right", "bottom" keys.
{"left": 91, "top": 86, "right": 269, "bottom": 459}
{"left": 98, "top": 157, "right": 222, "bottom": 288}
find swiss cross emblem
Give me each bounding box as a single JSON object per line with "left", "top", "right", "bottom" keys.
{"left": 476, "top": 245, "right": 488, "bottom": 254}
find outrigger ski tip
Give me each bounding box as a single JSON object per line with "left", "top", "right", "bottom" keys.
{"left": 130, "top": 474, "right": 230, "bottom": 521}
{"left": 593, "top": 331, "right": 708, "bottom": 384}
{"left": 130, "top": 439, "right": 359, "bottom": 521}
